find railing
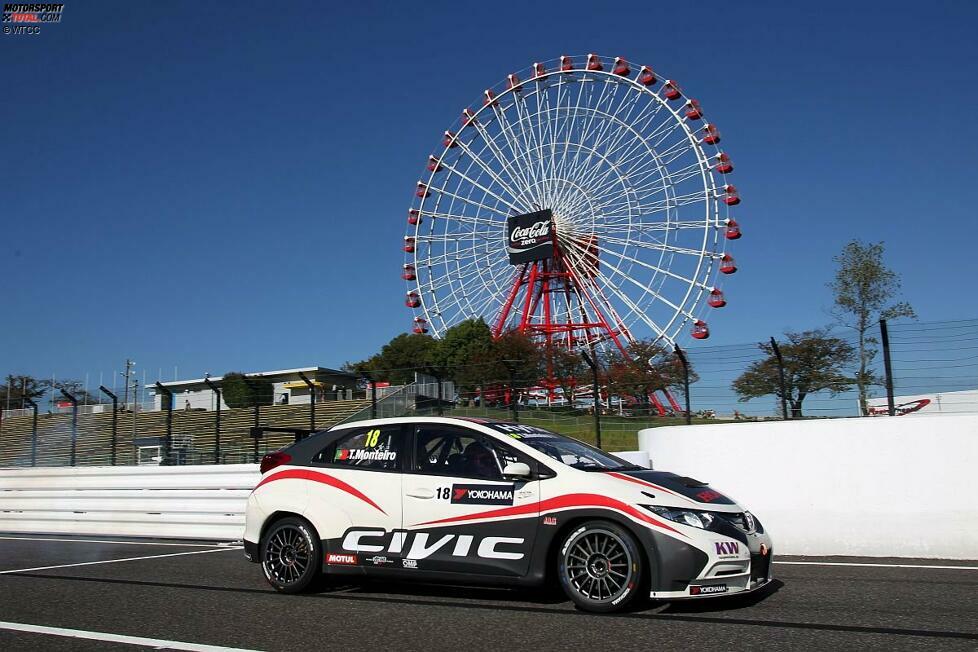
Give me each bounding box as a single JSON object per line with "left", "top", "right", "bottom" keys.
{"left": 336, "top": 383, "right": 420, "bottom": 425}
{"left": 0, "top": 464, "right": 259, "bottom": 540}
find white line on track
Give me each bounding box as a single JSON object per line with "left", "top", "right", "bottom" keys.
{"left": 0, "top": 546, "right": 241, "bottom": 575}
{"left": 775, "top": 561, "right": 978, "bottom": 570}
{"left": 0, "top": 620, "right": 261, "bottom": 651}
{"left": 0, "top": 536, "right": 233, "bottom": 547}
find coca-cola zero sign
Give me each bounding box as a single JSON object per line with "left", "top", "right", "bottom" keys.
{"left": 507, "top": 209, "right": 553, "bottom": 264}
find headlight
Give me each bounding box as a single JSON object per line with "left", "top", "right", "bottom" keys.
{"left": 644, "top": 506, "right": 716, "bottom": 530}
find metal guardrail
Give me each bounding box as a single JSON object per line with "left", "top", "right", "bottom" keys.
{"left": 0, "top": 464, "right": 259, "bottom": 540}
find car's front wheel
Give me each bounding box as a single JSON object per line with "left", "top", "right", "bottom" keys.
{"left": 557, "top": 520, "right": 644, "bottom": 613}
{"left": 260, "top": 516, "right": 322, "bottom": 593}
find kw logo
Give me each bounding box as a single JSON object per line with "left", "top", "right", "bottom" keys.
{"left": 714, "top": 541, "right": 740, "bottom": 556}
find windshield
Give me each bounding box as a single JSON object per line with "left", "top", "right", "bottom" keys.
{"left": 483, "top": 422, "right": 638, "bottom": 471}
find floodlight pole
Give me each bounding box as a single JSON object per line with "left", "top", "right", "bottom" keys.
{"left": 99, "top": 386, "right": 118, "bottom": 465}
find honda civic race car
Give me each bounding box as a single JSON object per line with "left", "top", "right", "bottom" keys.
{"left": 243, "top": 417, "right": 773, "bottom": 613}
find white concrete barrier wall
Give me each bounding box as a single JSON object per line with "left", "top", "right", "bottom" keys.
{"left": 639, "top": 414, "right": 978, "bottom": 559}
{"left": 0, "top": 464, "right": 260, "bottom": 540}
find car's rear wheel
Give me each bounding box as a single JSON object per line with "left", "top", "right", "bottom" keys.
{"left": 260, "top": 516, "right": 321, "bottom": 593}
{"left": 557, "top": 520, "right": 644, "bottom": 613}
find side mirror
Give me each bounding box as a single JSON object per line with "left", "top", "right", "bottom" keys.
{"left": 502, "top": 462, "right": 532, "bottom": 479}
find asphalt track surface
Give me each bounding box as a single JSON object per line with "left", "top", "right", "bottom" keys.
{"left": 0, "top": 536, "right": 975, "bottom": 651}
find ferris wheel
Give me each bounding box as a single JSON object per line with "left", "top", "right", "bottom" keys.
{"left": 403, "top": 53, "right": 741, "bottom": 354}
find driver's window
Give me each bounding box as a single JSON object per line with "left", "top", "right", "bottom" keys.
{"left": 414, "top": 425, "right": 503, "bottom": 481}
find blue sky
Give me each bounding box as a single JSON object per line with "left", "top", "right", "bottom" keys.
{"left": 2, "top": 0, "right": 976, "bottom": 388}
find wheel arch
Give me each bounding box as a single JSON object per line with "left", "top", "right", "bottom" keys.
{"left": 260, "top": 510, "right": 315, "bottom": 543}
{"left": 543, "top": 511, "right": 655, "bottom": 587}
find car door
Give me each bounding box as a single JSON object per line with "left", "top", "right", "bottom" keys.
{"left": 401, "top": 423, "right": 540, "bottom": 577}
{"left": 308, "top": 423, "right": 405, "bottom": 570}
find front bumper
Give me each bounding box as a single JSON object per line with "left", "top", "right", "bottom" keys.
{"left": 650, "top": 548, "right": 774, "bottom": 600}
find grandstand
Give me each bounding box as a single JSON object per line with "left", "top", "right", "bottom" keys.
{"left": 0, "top": 399, "right": 371, "bottom": 467}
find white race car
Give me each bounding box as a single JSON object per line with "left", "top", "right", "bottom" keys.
{"left": 243, "top": 417, "right": 773, "bottom": 612}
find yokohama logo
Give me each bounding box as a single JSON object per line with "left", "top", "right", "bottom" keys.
{"left": 326, "top": 553, "right": 358, "bottom": 565}
{"left": 459, "top": 489, "right": 512, "bottom": 501}
{"left": 451, "top": 483, "right": 514, "bottom": 505}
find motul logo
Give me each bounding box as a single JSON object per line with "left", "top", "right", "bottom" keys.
{"left": 714, "top": 541, "right": 739, "bottom": 556}
{"left": 341, "top": 529, "right": 525, "bottom": 560}
{"left": 326, "top": 553, "right": 358, "bottom": 565}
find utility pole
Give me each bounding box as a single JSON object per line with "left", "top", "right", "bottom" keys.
{"left": 131, "top": 378, "right": 139, "bottom": 443}
{"left": 121, "top": 359, "right": 135, "bottom": 410}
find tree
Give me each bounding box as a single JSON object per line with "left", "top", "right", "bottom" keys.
{"left": 829, "top": 240, "right": 915, "bottom": 415}
{"left": 221, "top": 372, "right": 274, "bottom": 409}
{"left": 50, "top": 379, "right": 99, "bottom": 405}
{"left": 346, "top": 333, "right": 437, "bottom": 385}
{"left": 429, "top": 318, "right": 494, "bottom": 390}
{"left": 548, "top": 347, "right": 589, "bottom": 405}
{"left": 479, "top": 331, "right": 544, "bottom": 391}
{"left": 1, "top": 374, "right": 49, "bottom": 408}
{"left": 732, "top": 330, "right": 856, "bottom": 418}
{"left": 604, "top": 340, "right": 693, "bottom": 415}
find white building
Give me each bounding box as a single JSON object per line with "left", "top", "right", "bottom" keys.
{"left": 150, "top": 367, "right": 359, "bottom": 411}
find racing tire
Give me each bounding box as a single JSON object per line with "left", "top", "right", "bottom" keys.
{"left": 557, "top": 520, "right": 645, "bottom": 613}
{"left": 260, "top": 516, "right": 322, "bottom": 594}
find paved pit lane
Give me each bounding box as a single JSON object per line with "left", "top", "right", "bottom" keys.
{"left": 0, "top": 535, "right": 975, "bottom": 651}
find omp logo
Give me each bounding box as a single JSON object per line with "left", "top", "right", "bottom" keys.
{"left": 341, "top": 529, "right": 525, "bottom": 561}
{"left": 325, "top": 553, "right": 358, "bottom": 565}
{"left": 714, "top": 541, "right": 739, "bottom": 556}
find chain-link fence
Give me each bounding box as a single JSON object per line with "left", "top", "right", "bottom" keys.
{"left": 2, "top": 318, "right": 975, "bottom": 468}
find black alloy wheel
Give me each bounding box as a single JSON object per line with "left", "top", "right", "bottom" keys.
{"left": 557, "top": 520, "right": 644, "bottom": 612}
{"left": 260, "top": 517, "right": 322, "bottom": 593}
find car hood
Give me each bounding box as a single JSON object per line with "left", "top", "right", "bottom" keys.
{"left": 611, "top": 470, "right": 742, "bottom": 510}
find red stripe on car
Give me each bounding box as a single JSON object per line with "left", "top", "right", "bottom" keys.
{"left": 606, "top": 472, "right": 690, "bottom": 500}
{"left": 413, "top": 492, "right": 684, "bottom": 536}
{"left": 255, "top": 468, "right": 387, "bottom": 515}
